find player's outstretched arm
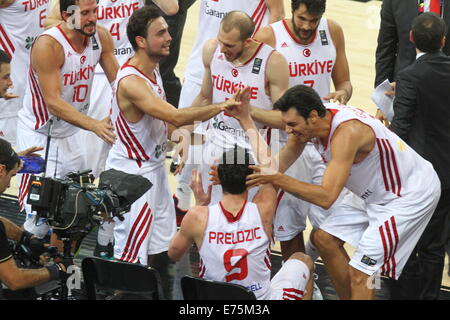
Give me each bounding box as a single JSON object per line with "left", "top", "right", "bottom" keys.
{"left": 150, "top": 0, "right": 179, "bottom": 16}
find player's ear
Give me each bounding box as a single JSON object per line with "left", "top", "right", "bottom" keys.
{"left": 309, "top": 110, "right": 319, "bottom": 124}
{"left": 135, "top": 36, "right": 147, "bottom": 50}
{"left": 0, "top": 164, "right": 6, "bottom": 176}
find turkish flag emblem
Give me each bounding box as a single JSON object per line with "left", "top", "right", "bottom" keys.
{"left": 231, "top": 68, "right": 239, "bottom": 77}
{"left": 80, "top": 56, "right": 86, "bottom": 64}
{"left": 303, "top": 48, "right": 311, "bottom": 57}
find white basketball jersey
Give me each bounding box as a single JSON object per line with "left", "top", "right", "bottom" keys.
{"left": 19, "top": 25, "right": 102, "bottom": 138}
{"left": 198, "top": 201, "right": 272, "bottom": 300}
{"left": 206, "top": 42, "right": 274, "bottom": 149}
{"left": 184, "top": 0, "right": 271, "bottom": 84}
{"left": 95, "top": 0, "right": 144, "bottom": 73}
{"left": 0, "top": 0, "right": 50, "bottom": 117}
{"left": 312, "top": 103, "right": 437, "bottom": 204}
{"left": 270, "top": 18, "right": 336, "bottom": 99}
{"left": 107, "top": 60, "right": 168, "bottom": 172}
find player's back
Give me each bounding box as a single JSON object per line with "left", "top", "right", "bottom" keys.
{"left": 198, "top": 201, "right": 272, "bottom": 300}
{"left": 106, "top": 60, "right": 168, "bottom": 173}
{"left": 312, "top": 103, "right": 438, "bottom": 205}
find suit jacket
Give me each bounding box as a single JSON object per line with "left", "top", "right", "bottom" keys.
{"left": 390, "top": 51, "right": 450, "bottom": 189}
{"left": 375, "top": 0, "right": 450, "bottom": 87}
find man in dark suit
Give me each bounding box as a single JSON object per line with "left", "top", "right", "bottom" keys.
{"left": 390, "top": 12, "right": 450, "bottom": 300}
{"left": 375, "top": 0, "right": 450, "bottom": 87}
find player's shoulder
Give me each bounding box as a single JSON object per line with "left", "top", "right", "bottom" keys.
{"left": 203, "top": 38, "right": 219, "bottom": 54}
{"left": 181, "top": 205, "right": 209, "bottom": 232}
{"left": 253, "top": 25, "right": 276, "bottom": 48}
{"left": 96, "top": 24, "right": 112, "bottom": 43}
{"left": 326, "top": 18, "right": 344, "bottom": 37}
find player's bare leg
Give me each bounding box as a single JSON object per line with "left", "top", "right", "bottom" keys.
{"left": 311, "top": 229, "right": 351, "bottom": 299}
{"left": 280, "top": 232, "right": 305, "bottom": 262}
{"left": 349, "top": 266, "right": 374, "bottom": 300}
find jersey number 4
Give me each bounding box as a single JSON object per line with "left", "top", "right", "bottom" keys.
{"left": 110, "top": 23, "right": 121, "bottom": 41}
{"left": 223, "top": 249, "right": 249, "bottom": 282}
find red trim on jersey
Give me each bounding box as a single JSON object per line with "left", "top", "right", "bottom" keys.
{"left": 56, "top": 24, "right": 88, "bottom": 54}
{"left": 120, "top": 202, "right": 149, "bottom": 261}
{"left": 115, "top": 116, "right": 143, "bottom": 167}
{"left": 385, "top": 140, "right": 402, "bottom": 196}
{"left": 390, "top": 216, "right": 399, "bottom": 278}
{"left": 379, "top": 224, "right": 389, "bottom": 276}
{"left": 264, "top": 248, "right": 272, "bottom": 270}
{"left": 199, "top": 258, "right": 206, "bottom": 278}
{"left": 252, "top": 2, "right": 268, "bottom": 35}
{"left": 282, "top": 19, "right": 318, "bottom": 46}
{"left": 322, "top": 108, "right": 339, "bottom": 152}
{"left": 219, "top": 200, "right": 247, "bottom": 223}
{"left": 0, "top": 24, "right": 15, "bottom": 58}
{"left": 122, "top": 60, "right": 158, "bottom": 85}
{"left": 29, "top": 66, "right": 49, "bottom": 129}
{"left": 275, "top": 190, "right": 285, "bottom": 210}
{"left": 251, "top": 0, "right": 265, "bottom": 21}
{"left": 236, "top": 41, "right": 264, "bottom": 67}
{"left": 119, "top": 113, "right": 150, "bottom": 160}
{"left": 376, "top": 139, "right": 390, "bottom": 192}
{"left": 18, "top": 174, "right": 31, "bottom": 211}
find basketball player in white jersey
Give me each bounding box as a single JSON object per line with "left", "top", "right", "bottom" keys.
{"left": 45, "top": 0, "right": 179, "bottom": 263}
{"left": 248, "top": 0, "right": 361, "bottom": 263}
{"left": 169, "top": 146, "right": 314, "bottom": 300}
{"left": 174, "top": 0, "right": 285, "bottom": 214}
{"left": 0, "top": 0, "right": 51, "bottom": 145}
{"left": 245, "top": 85, "right": 441, "bottom": 299}
{"left": 16, "top": 0, "right": 119, "bottom": 238}
{"left": 180, "top": 11, "right": 289, "bottom": 207}
{"left": 107, "top": 6, "right": 244, "bottom": 266}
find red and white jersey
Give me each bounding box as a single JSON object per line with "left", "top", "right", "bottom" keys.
{"left": 206, "top": 42, "right": 274, "bottom": 149}
{"left": 106, "top": 60, "right": 168, "bottom": 172}
{"left": 312, "top": 103, "right": 437, "bottom": 205}
{"left": 0, "top": 0, "right": 50, "bottom": 117}
{"left": 18, "top": 25, "right": 102, "bottom": 138}
{"left": 198, "top": 201, "right": 272, "bottom": 300}
{"left": 270, "top": 18, "right": 336, "bottom": 100}
{"left": 95, "top": 0, "right": 144, "bottom": 73}
{"left": 184, "top": 0, "right": 271, "bottom": 84}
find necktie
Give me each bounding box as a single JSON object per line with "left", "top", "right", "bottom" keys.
{"left": 430, "top": 0, "right": 442, "bottom": 15}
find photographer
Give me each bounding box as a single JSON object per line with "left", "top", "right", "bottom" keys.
{"left": 0, "top": 138, "right": 68, "bottom": 291}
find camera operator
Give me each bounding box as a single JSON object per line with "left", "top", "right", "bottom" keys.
{"left": 0, "top": 138, "right": 68, "bottom": 291}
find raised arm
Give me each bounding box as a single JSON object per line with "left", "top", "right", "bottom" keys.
{"left": 266, "top": 0, "right": 285, "bottom": 23}
{"left": 148, "top": 0, "right": 179, "bottom": 16}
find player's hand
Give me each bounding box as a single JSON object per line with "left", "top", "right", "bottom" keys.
{"left": 3, "top": 92, "right": 18, "bottom": 100}
{"left": 323, "top": 90, "right": 349, "bottom": 105}
{"left": 246, "top": 165, "right": 282, "bottom": 188}
{"left": 384, "top": 82, "right": 396, "bottom": 97}
{"left": 170, "top": 128, "right": 192, "bottom": 175}
{"left": 92, "top": 116, "right": 116, "bottom": 145}
{"left": 189, "top": 168, "right": 212, "bottom": 206}
{"left": 208, "top": 163, "right": 221, "bottom": 186}
{"left": 220, "top": 86, "right": 251, "bottom": 118}
{"left": 17, "top": 146, "right": 44, "bottom": 157}
{"left": 375, "top": 109, "right": 390, "bottom": 127}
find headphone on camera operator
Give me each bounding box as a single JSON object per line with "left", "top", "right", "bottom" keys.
{"left": 0, "top": 138, "right": 70, "bottom": 293}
